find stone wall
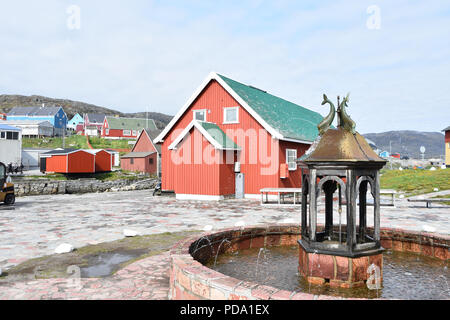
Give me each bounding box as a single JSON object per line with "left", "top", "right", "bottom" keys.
{"left": 12, "top": 177, "right": 157, "bottom": 197}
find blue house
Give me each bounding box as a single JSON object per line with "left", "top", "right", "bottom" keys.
{"left": 67, "top": 113, "right": 84, "bottom": 131}
{"left": 7, "top": 105, "right": 68, "bottom": 136}
{"left": 379, "top": 151, "right": 390, "bottom": 158}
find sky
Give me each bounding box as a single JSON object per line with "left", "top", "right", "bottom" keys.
{"left": 0, "top": 0, "right": 449, "bottom": 134}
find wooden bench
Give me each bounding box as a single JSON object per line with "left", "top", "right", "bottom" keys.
{"left": 380, "top": 189, "right": 397, "bottom": 207}
{"left": 260, "top": 188, "right": 302, "bottom": 205}
{"left": 407, "top": 198, "right": 450, "bottom": 208}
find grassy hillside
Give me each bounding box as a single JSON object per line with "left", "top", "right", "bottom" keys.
{"left": 0, "top": 94, "right": 173, "bottom": 129}
{"left": 380, "top": 168, "right": 450, "bottom": 196}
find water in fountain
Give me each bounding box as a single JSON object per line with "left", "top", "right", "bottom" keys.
{"left": 192, "top": 235, "right": 214, "bottom": 257}
{"left": 209, "top": 246, "right": 449, "bottom": 299}
{"left": 213, "top": 239, "right": 231, "bottom": 268}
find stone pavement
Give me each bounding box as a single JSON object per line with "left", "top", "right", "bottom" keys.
{"left": 0, "top": 189, "right": 448, "bottom": 299}
{"left": 0, "top": 252, "right": 170, "bottom": 300}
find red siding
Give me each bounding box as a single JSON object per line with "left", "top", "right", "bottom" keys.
{"left": 278, "top": 141, "right": 310, "bottom": 188}
{"left": 172, "top": 128, "right": 223, "bottom": 195}
{"left": 46, "top": 155, "right": 67, "bottom": 173}
{"left": 445, "top": 130, "right": 450, "bottom": 143}
{"left": 68, "top": 151, "right": 95, "bottom": 173}
{"left": 95, "top": 150, "right": 112, "bottom": 172}
{"left": 133, "top": 131, "right": 157, "bottom": 152}
{"left": 121, "top": 153, "right": 157, "bottom": 175}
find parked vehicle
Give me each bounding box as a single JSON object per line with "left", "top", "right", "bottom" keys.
{"left": 0, "top": 162, "right": 15, "bottom": 205}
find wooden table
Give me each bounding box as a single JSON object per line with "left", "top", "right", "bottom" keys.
{"left": 260, "top": 188, "right": 302, "bottom": 205}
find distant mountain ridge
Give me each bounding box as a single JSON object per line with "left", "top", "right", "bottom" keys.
{"left": 363, "top": 130, "right": 445, "bottom": 159}
{"left": 0, "top": 94, "right": 173, "bottom": 129}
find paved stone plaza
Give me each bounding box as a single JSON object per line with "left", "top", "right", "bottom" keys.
{"left": 0, "top": 189, "right": 448, "bottom": 299}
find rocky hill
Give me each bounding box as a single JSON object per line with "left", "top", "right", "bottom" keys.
{"left": 363, "top": 130, "right": 445, "bottom": 159}
{"left": 0, "top": 94, "right": 173, "bottom": 129}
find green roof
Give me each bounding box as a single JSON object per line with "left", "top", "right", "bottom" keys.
{"left": 199, "top": 122, "right": 240, "bottom": 150}
{"left": 217, "top": 74, "right": 324, "bottom": 142}
{"left": 106, "top": 117, "right": 157, "bottom": 131}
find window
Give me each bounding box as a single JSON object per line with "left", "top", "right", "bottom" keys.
{"left": 286, "top": 149, "right": 297, "bottom": 171}
{"left": 123, "top": 130, "right": 131, "bottom": 136}
{"left": 193, "top": 109, "right": 206, "bottom": 122}
{"left": 130, "top": 158, "right": 134, "bottom": 164}
{"left": 0, "top": 131, "right": 4, "bottom": 139}
{"left": 132, "top": 130, "right": 137, "bottom": 136}
{"left": 223, "top": 107, "right": 239, "bottom": 124}
{"left": 149, "top": 158, "right": 153, "bottom": 164}
{"left": 105, "top": 129, "right": 109, "bottom": 135}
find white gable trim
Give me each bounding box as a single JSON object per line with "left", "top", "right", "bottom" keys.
{"left": 154, "top": 72, "right": 284, "bottom": 144}
{"left": 168, "top": 120, "right": 239, "bottom": 151}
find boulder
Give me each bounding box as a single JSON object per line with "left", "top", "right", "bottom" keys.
{"left": 55, "top": 243, "right": 74, "bottom": 254}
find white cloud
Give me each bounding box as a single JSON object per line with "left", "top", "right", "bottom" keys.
{"left": 0, "top": 0, "right": 449, "bottom": 133}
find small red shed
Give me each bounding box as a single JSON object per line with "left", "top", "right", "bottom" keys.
{"left": 40, "top": 148, "right": 112, "bottom": 173}
{"left": 41, "top": 149, "right": 95, "bottom": 173}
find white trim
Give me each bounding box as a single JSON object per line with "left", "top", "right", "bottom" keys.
{"left": 280, "top": 137, "right": 313, "bottom": 145}
{"left": 175, "top": 193, "right": 224, "bottom": 201}
{"left": 193, "top": 109, "right": 207, "bottom": 122}
{"left": 286, "top": 149, "right": 297, "bottom": 171}
{"left": 223, "top": 106, "right": 239, "bottom": 124}
{"left": 168, "top": 120, "right": 240, "bottom": 151}
{"left": 154, "top": 72, "right": 285, "bottom": 144}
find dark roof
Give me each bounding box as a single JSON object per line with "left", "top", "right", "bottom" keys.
{"left": 121, "top": 151, "right": 156, "bottom": 158}
{"left": 442, "top": 126, "right": 450, "bottom": 132}
{"left": 8, "top": 106, "right": 62, "bottom": 116}
{"left": 86, "top": 114, "right": 106, "bottom": 124}
{"left": 41, "top": 148, "right": 78, "bottom": 155}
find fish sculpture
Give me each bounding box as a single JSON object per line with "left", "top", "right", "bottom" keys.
{"left": 317, "top": 94, "right": 335, "bottom": 136}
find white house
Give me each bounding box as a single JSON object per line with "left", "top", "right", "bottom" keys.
{"left": 2, "top": 120, "right": 54, "bottom": 137}
{"left": 0, "top": 124, "right": 22, "bottom": 165}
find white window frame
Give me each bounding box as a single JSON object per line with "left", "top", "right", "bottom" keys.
{"left": 286, "top": 149, "right": 297, "bottom": 171}
{"left": 123, "top": 129, "right": 131, "bottom": 136}
{"left": 193, "top": 109, "right": 206, "bottom": 122}
{"left": 223, "top": 106, "right": 239, "bottom": 124}
{"left": 105, "top": 129, "right": 110, "bottom": 135}
{"left": 132, "top": 130, "right": 137, "bottom": 136}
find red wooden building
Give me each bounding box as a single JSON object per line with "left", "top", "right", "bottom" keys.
{"left": 154, "top": 72, "right": 324, "bottom": 200}
{"left": 40, "top": 148, "right": 112, "bottom": 173}
{"left": 121, "top": 129, "right": 161, "bottom": 176}
{"left": 101, "top": 117, "right": 157, "bottom": 139}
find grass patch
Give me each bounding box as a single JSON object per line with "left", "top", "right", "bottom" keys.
{"left": 22, "top": 135, "right": 89, "bottom": 149}
{"left": 88, "top": 136, "right": 132, "bottom": 150}
{"left": 1, "top": 230, "right": 200, "bottom": 281}
{"left": 380, "top": 168, "right": 450, "bottom": 196}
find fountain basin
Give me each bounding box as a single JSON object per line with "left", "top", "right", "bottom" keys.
{"left": 168, "top": 224, "right": 449, "bottom": 300}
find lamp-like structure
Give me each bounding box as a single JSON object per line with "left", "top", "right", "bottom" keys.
{"left": 297, "top": 94, "right": 386, "bottom": 288}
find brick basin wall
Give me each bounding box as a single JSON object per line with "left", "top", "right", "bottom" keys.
{"left": 169, "top": 224, "right": 449, "bottom": 300}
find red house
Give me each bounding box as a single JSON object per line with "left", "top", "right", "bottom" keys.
{"left": 154, "top": 72, "right": 324, "bottom": 200}
{"left": 121, "top": 129, "right": 161, "bottom": 176}
{"left": 40, "top": 148, "right": 111, "bottom": 173}
{"left": 101, "top": 117, "right": 157, "bottom": 139}
{"left": 83, "top": 114, "right": 106, "bottom": 136}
